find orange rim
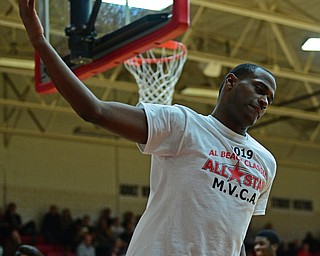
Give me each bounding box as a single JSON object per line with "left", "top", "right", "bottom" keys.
{"left": 125, "top": 40, "right": 187, "bottom": 66}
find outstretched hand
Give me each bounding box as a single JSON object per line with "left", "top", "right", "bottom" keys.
{"left": 18, "top": 0, "right": 45, "bottom": 46}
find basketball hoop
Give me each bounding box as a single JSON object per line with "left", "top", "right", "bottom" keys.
{"left": 124, "top": 40, "right": 187, "bottom": 105}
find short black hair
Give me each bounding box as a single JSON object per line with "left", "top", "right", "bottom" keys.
{"left": 218, "top": 63, "right": 275, "bottom": 95}
{"left": 256, "top": 229, "right": 280, "bottom": 245}
{"left": 229, "top": 63, "right": 274, "bottom": 79}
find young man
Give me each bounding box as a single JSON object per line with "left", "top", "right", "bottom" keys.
{"left": 18, "top": 0, "right": 277, "bottom": 255}
{"left": 254, "top": 229, "right": 280, "bottom": 256}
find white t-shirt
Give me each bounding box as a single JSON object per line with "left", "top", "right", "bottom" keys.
{"left": 125, "top": 103, "right": 277, "bottom": 256}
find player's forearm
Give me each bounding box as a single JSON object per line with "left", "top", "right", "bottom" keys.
{"left": 33, "top": 36, "right": 102, "bottom": 121}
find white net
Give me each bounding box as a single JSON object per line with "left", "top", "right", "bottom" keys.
{"left": 124, "top": 41, "right": 187, "bottom": 105}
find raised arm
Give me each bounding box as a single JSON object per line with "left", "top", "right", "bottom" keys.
{"left": 18, "top": 0, "right": 148, "bottom": 144}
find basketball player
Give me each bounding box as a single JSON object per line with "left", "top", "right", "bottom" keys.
{"left": 18, "top": 0, "right": 277, "bottom": 255}
{"left": 254, "top": 229, "right": 280, "bottom": 256}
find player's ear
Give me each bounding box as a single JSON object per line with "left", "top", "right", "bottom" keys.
{"left": 224, "top": 73, "right": 237, "bottom": 90}
{"left": 271, "top": 244, "right": 278, "bottom": 252}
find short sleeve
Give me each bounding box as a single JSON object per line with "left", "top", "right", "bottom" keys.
{"left": 253, "top": 163, "right": 277, "bottom": 215}
{"left": 136, "top": 103, "right": 187, "bottom": 156}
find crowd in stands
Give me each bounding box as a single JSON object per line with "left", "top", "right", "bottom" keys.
{"left": 0, "top": 202, "right": 138, "bottom": 256}
{"left": 1, "top": 202, "right": 320, "bottom": 256}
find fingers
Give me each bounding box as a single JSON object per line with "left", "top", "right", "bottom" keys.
{"left": 18, "top": 0, "right": 29, "bottom": 18}
{"left": 18, "top": 0, "right": 29, "bottom": 10}
{"left": 18, "top": 0, "right": 35, "bottom": 15}
{"left": 29, "top": 0, "right": 35, "bottom": 9}
{"left": 18, "top": 0, "right": 45, "bottom": 43}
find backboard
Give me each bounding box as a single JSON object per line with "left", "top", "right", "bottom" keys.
{"left": 35, "top": 0, "right": 190, "bottom": 94}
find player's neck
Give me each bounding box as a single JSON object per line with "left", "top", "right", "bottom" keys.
{"left": 211, "top": 111, "right": 247, "bottom": 136}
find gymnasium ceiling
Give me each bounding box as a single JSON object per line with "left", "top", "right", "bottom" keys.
{"left": 0, "top": 0, "right": 319, "bottom": 172}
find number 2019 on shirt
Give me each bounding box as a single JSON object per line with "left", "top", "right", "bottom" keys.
{"left": 232, "top": 147, "right": 253, "bottom": 159}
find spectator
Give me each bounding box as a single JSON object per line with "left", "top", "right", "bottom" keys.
{"left": 60, "top": 208, "right": 73, "bottom": 235}
{"left": 41, "top": 205, "right": 61, "bottom": 244}
{"left": 254, "top": 229, "right": 280, "bottom": 256}
{"left": 297, "top": 242, "right": 314, "bottom": 256}
{"left": 110, "top": 217, "right": 124, "bottom": 239}
{"left": 3, "top": 202, "right": 36, "bottom": 238}
{"left": 95, "top": 218, "right": 113, "bottom": 256}
{"left": 97, "top": 208, "right": 113, "bottom": 227}
{"left": 121, "top": 212, "right": 135, "bottom": 230}
{"left": 111, "top": 238, "right": 126, "bottom": 256}
{"left": 67, "top": 218, "right": 83, "bottom": 252}
{"left": 71, "top": 214, "right": 95, "bottom": 251}
{"left": 277, "top": 242, "right": 291, "bottom": 256}
{"left": 287, "top": 240, "right": 299, "bottom": 256}
{"left": 79, "top": 214, "right": 94, "bottom": 237}
{"left": 302, "top": 232, "right": 318, "bottom": 254}
{"left": 60, "top": 208, "right": 74, "bottom": 250}
{"left": 0, "top": 206, "right": 4, "bottom": 222}
{"left": 76, "top": 233, "right": 95, "bottom": 256}
{"left": 119, "top": 222, "right": 134, "bottom": 249}
{"left": 3, "top": 229, "right": 21, "bottom": 256}
{"left": 0, "top": 207, "right": 5, "bottom": 237}
{"left": 3, "top": 202, "right": 23, "bottom": 235}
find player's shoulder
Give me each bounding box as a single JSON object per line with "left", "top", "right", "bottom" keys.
{"left": 247, "top": 134, "right": 276, "bottom": 166}
{"left": 138, "top": 102, "right": 201, "bottom": 116}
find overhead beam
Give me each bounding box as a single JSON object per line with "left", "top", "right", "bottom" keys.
{"left": 0, "top": 17, "right": 65, "bottom": 36}
{"left": 191, "top": 0, "right": 320, "bottom": 33}
{"left": 187, "top": 50, "right": 320, "bottom": 85}
{"left": 0, "top": 98, "right": 74, "bottom": 114}
{"left": 0, "top": 57, "right": 34, "bottom": 70}
{"left": 1, "top": 93, "right": 320, "bottom": 122}
{"left": 2, "top": 53, "right": 320, "bottom": 86}
{"left": 4, "top": 1, "right": 320, "bottom": 34}
{"left": 266, "top": 106, "right": 320, "bottom": 122}
{"left": 0, "top": 127, "right": 135, "bottom": 147}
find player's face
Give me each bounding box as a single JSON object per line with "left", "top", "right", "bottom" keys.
{"left": 254, "top": 236, "right": 275, "bottom": 256}
{"left": 228, "top": 68, "right": 276, "bottom": 131}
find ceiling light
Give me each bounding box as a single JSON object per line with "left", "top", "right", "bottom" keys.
{"left": 181, "top": 88, "right": 219, "bottom": 99}
{"left": 301, "top": 38, "right": 320, "bottom": 51}
{"left": 102, "top": 0, "right": 173, "bottom": 11}
{"left": 203, "top": 61, "right": 222, "bottom": 77}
